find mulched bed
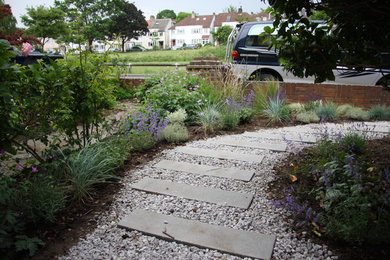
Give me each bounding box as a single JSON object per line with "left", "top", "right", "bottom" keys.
{"left": 27, "top": 117, "right": 389, "bottom": 260}
{"left": 268, "top": 137, "right": 390, "bottom": 260}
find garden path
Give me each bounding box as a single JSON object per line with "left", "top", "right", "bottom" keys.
{"left": 60, "top": 121, "right": 390, "bottom": 260}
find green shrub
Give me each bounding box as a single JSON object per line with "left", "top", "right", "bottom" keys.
{"left": 113, "top": 87, "right": 135, "bottom": 100}
{"left": 137, "top": 68, "right": 209, "bottom": 121}
{"left": 163, "top": 124, "right": 189, "bottom": 143}
{"left": 197, "top": 103, "right": 221, "bottom": 134}
{"left": 345, "top": 107, "right": 369, "bottom": 120}
{"left": 315, "top": 102, "right": 338, "bottom": 121}
{"left": 237, "top": 107, "right": 255, "bottom": 124}
{"left": 287, "top": 103, "right": 305, "bottom": 113}
{"left": 167, "top": 108, "right": 187, "bottom": 125}
{"left": 219, "top": 110, "right": 239, "bottom": 130}
{"left": 17, "top": 176, "right": 65, "bottom": 224}
{"left": 130, "top": 132, "right": 156, "bottom": 152}
{"left": 63, "top": 143, "right": 121, "bottom": 202}
{"left": 296, "top": 111, "right": 320, "bottom": 123}
{"left": 341, "top": 133, "right": 367, "bottom": 154}
{"left": 336, "top": 104, "right": 354, "bottom": 117}
{"left": 369, "top": 105, "right": 389, "bottom": 120}
{"left": 0, "top": 176, "right": 45, "bottom": 257}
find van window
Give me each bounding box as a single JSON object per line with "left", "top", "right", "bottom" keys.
{"left": 245, "top": 24, "right": 270, "bottom": 47}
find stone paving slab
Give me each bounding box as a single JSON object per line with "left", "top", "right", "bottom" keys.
{"left": 132, "top": 177, "right": 254, "bottom": 209}
{"left": 176, "top": 146, "right": 264, "bottom": 163}
{"left": 118, "top": 209, "right": 276, "bottom": 260}
{"left": 208, "top": 137, "right": 287, "bottom": 152}
{"left": 154, "top": 160, "right": 254, "bottom": 182}
{"left": 242, "top": 131, "right": 318, "bottom": 143}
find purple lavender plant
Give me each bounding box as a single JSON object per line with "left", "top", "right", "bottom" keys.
{"left": 123, "top": 104, "right": 168, "bottom": 141}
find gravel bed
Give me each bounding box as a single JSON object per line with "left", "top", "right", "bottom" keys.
{"left": 59, "top": 121, "right": 390, "bottom": 260}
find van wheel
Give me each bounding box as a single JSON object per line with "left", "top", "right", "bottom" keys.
{"left": 250, "top": 71, "right": 278, "bottom": 81}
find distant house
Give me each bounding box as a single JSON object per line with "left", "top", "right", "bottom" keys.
{"left": 170, "top": 11, "right": 215, "bottom": 48}
{"left": 128, "top": 16, "right": 174, "bottom": 50}
{"left": 169, "top": 8, "right": 272, "bottom": 48}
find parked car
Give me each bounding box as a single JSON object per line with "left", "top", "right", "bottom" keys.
{"left": 181, "top": 44, "right": 199, "bottom": 50}
{"left": 226, "top": 21, "right": 390, "bottom": 86}
{"left": 127, "top": 46, "right": 147, "bottom": 52}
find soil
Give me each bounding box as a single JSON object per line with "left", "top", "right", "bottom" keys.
{"left": 22, "top": 114, "right": 389, "bottom": 260}
{"left": 268, "top": 137, "right": 390, "bottom": 260}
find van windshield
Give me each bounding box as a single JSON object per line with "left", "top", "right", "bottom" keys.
{"left": 245, "top": 24, "right": 270, "bottom": 47}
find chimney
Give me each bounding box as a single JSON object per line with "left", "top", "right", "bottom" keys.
{"left": 191, "top": 11, "right": 195, "bottom": 18}
{"left": 238, "top": 6, "right": 243, "bottom": 14}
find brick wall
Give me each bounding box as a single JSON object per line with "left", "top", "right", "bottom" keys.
{"left": 119, "top": 62, "right": 390, "bottom": 109}
{"left": 280, "top": 82, "right": 390, "bottom": 108}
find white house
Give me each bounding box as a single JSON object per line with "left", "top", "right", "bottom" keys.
{"left": 170, "top": 12, "right": 215, "bottom": 48}
{"left": 127, "top": 16, "right": 173, "bottom": 50}
{"left": 169, "top": 8, "right": 272, "bottom": 48}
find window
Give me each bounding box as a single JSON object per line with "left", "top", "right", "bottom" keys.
{"left": 176, "top": 29, "right": 184, "bottom": 34}
{"left": 159, "top": 32, "right": 163, "bottom": 36}
{"left": 191, "top": 28, "right": 202, "bottom": 34}
{"left": 202, "top": 38, "right": 209, "bottom": 45}
{"left": 245, "top": 24, "right": 270, "bottom": 47}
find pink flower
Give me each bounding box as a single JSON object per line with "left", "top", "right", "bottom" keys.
{"left": 17, "top": 165, "right": 23, "bottom": 170}
{"left": 21, "top": 42, "right": 33, "bottom": 56}
{"left": 0, "top": 149, "right": 5, "bottom": 155}
{"left": 31, "top": 166, "right": 38, "bottom": 172}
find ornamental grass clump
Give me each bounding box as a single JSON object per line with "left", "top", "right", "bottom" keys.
{"left": 62, "top": 143, "right": 121, "bottom": 203}
{"left": 262, "top": 88, "right": 290, "bottom": 124}
{"left": 369, "top": 105, "right": 389, "bottom": 120}
{"left": 315, "top": 102, "right": 338, "bottom": 121}
{"left": 197, "top": 103, "right": 221, "bottom": 135}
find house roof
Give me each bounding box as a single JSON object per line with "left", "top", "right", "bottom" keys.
{"left": 214, "top": 12, "right": 256, "bottom": 26}
{"left": 149, "top": 19, "right": 172, "bottom": 32}
{"left": 171, "top": 14, "right": 214, "bottom": 29}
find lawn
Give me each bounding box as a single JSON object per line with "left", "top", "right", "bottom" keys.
{"left": 109, "top": 45, "right": 226, "bottom": 63}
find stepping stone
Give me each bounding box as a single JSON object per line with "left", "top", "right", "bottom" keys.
{"left": 209, "top": 137, "right": 287, "bottom": 152}
{"left": 242, "top": 131, "right": 318, "bottom": 143}
{"left": 154, "top": 160, "right": 254, "bottom": 182}
{"left": 118, "top": 209, "right": 276, "bottom": 260}
{"left": 176, "top": 146, "right": 264, "bottom": 163}
{"left": 132, "top": 178, "right": 253, "bottom": 209}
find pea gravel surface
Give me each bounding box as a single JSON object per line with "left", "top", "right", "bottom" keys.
{"left": 59, "top": 121, "right": 389, "bottom": 260}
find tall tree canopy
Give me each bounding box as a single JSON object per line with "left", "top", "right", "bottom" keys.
{"left": 54, "top": 0, "right": 122, "bottom": 49}
{"left": 21, "top": 5, "right": 67, "bottom": 50}
{"left": 156, "top": 9, "right": 176, "bottom": 19}
{"left": 109, "top": 1, "right": 148, "bottom": 52}
{"left": 265, "top": 0, "right": 390, "bottom": 83}
{"left": 176, "top": 12, "right": 191, "bottom": 23}
{"left": 212, "top": 25, "right": 233, "bottom": 45}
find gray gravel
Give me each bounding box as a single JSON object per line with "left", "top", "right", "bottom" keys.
{"left": 59, "top": 121, "right": 389, "bottom": 260}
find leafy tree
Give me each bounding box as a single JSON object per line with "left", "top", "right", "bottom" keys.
{"left": 0, "top": 0, "right": 17, "bottom": 35}
{"left": 156, "top": 9, "right": 176, "bottom": 19}
{"left": 309, "top": 10, "right": 329, "bottom": 21}
{"left": 211, "top": 25, "right": 233, "bottom": 45}
{"left": 265, "top": 0, "right": 390, "bottom": 83}
{"left": 21, "top": 5, "right": 67, "bottom": 50}
{"left": 54, "top": 0, "right": 122, "bottom": 50}
{"left": 223, "top": 5, "right": 237, "bottom": 13}
{"left": 176, "top": 12, "right": 191, "bottom": 23}
{"left": 109, "top": 1, "right": 148, "bottom": 52}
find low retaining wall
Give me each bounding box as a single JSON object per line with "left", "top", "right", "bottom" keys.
{"left": 119, "top": 59, "right": 390, "bottom": 109}
{"left": 280, "top": 82, "right": 390, "bottom": 108}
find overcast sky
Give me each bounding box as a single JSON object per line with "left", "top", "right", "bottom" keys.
{"left": 6, "top": 0, "right": 269, "bottom": 27}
